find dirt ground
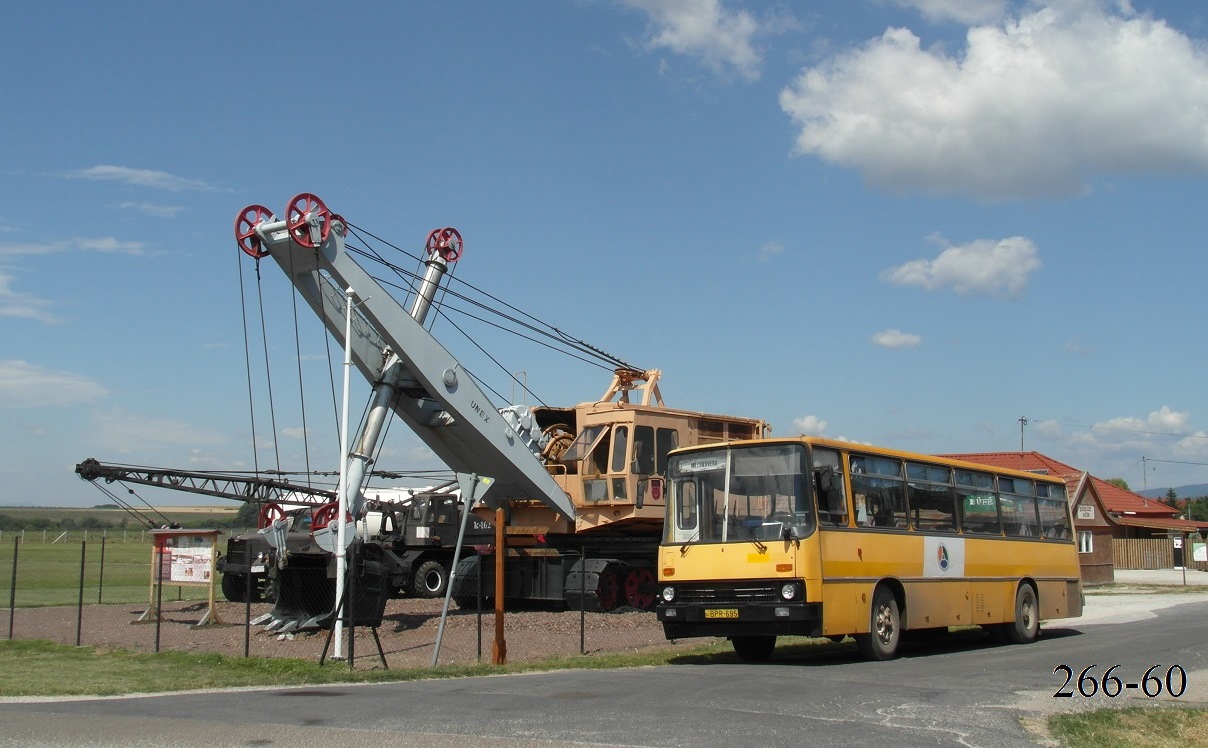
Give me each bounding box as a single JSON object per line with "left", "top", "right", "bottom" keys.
{"left": 4, "top": 597, "right": 705, "bottom": 669}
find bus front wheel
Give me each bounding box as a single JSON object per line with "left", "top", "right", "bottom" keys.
{"left": 731, "top": 635, "right": 776, "bottom": 662}
{"left": 856, "top": 586, "right": 901, "bottom": 661}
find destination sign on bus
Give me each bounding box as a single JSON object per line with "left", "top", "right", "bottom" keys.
{"left": 962, "top": 494, "right": 997, "bottom": 514}
{"left": 679, "top": 457, "right": 725, "bottom": 473}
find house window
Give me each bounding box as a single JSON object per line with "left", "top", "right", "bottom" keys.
{"left": 1078, "top": 530, "right": 1093, "bottom": 554}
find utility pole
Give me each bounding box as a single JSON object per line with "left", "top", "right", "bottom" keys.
{"left": 1141, "top": 456, "right": 1148, "bottom": 492}
{"left": 1018, "top": 416, "right": 1028, "bottom": 453}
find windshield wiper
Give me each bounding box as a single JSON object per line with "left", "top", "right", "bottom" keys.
{"left": 730, "top": 520, "right": 767, "bottom": 554}
{"left": 679, "top": 529, "right": 702, "bottom": 554}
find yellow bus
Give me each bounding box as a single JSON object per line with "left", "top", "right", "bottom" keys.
{"left": 656, "top": 437, "right": 1082, "bottom": 661}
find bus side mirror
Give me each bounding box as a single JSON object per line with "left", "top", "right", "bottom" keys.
{"left": 814, "top": 466, "right": 839, "bottom": 500}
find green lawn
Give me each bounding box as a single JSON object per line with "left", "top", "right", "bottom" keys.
{"left": 0, "top": 540, "right": 210, "bottom": 607}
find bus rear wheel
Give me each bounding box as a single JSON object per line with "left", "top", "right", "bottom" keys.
{"left": 1004, "top": 583, "right": 1039, "bottom": 644}
{"left": 731, "top": 635, "right": 776, "bottom": 662}
{"left": 856, "top": 586, "right": 901, "bottom": 661}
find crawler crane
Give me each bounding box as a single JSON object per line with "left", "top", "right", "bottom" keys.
{"left": 233, "top": 194, "right": 767, "bottom": 626}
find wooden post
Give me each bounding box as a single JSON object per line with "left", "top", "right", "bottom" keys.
{"left": 492, "top": 506, "right": 507, "bottom": 665}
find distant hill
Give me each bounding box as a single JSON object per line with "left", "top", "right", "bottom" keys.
{"left": 1137, "top": 483, "right": 1208, "bottom": 500}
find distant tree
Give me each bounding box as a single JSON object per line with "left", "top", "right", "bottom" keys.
{"left": 1187, "top": 498, "right": 1208, "bottom": 523}
{"left": 1105, "top": 478, "right": 1131, "bottom": 491}
{"left": 1165, "top": 488, "right": 1178, "bottom": 502}
{"left": 233, "top": 501, "right": 260, "bottom": 528}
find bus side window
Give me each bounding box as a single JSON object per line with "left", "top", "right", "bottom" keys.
{"left": 813, "top": 448, "right": 847, "bottom": 525}
{"left": 905, "top": 462, "right": 956, "bottom": 532}
{"left": 955, "top": 469, "right": 1000, "bottom": 535}
{"left": 850, "top": 455, "right": 907, "bottom": 528}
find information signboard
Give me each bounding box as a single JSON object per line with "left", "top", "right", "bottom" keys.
{"left": 137, "top": 529, "right": 224, "bottom": 626}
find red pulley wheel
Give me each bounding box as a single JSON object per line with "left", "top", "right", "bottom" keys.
{"left": 286, "top": 193, "right": 331, "bottom": 248}
{"left": 425, "top": 227, "right": 463, "bottom": 262}
{"left": 312, "top": 501, "right": 351, "bottom": 531}
{"left": 235, "top": 205, "right": 274, "bottom": 258}
{"left": 258, "top": 501, "right": 286, "bottom": 529}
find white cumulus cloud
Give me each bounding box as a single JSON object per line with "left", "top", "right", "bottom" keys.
{"left": 756, "top": 239, "right": 784, "bottom": 263}
{"left": 780, "top": 3, "right": 1208, "bottom": 198}
{"left": 0, "top": 271, "right": 59, "bottom": 324}
{"left": 886, "top": 0, "right": 1008, "bottom": 25}
{"left": 92, "top": 407, "right": 226, "bottom": 453}
{"left": 792, "top": 414, "right": 828, "bottom": 434}
{"left": 881, "top": 235, "right": 1039, "bottom": 297}
{"left": 622, "top": 0, "right": 771, "bottom": 81}
{"left": 0, "top": 237, "right": 149, "bottom": 258}
{"left": 872, "top": 329, "right": 922, "bottom": 348}
{"left": 63, "top": 165, "right": 224, "bottom": 192}
{"left": 0, "top": 359, "right": 109, "bottom": 407}
{"left": 117, "top": 202, "right": 185, "bottom": 218}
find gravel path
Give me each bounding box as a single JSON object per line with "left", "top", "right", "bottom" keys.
{"left": 3, "top": 597, "right": 698, "bottom": 668}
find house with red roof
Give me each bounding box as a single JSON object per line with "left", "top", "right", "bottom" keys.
{"left": 940, "top": 451, "right": 1208, "bottom": 585}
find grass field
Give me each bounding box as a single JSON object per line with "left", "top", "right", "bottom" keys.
{"left": 0, "top": 536, "right": 213, "bottom": 607}
{"left": 0, "top": 505, "right": 239, "bottom": 529}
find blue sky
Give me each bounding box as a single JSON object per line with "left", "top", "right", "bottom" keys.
{"left": 3, "top": 0, "right": 1207, "bottom": 508}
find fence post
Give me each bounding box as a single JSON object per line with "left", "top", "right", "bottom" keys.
{"left": 7, "top": 537, "right": 18, "bottom": 640}
{"left": 98, "top": 535, "right": 107, "bottom": 604}
{"left": 154, "top": 544, "right": 163, "bottom": 654}
{"left": 76, "top": 540, "right": 87, "bottom": 646}
{"left": 243, "top": 541, "right": 251, "bottom": 658}
{"left": 476, "top": 555, "right": 483, "bottom": 662}
{"left": 347, "top": 540, "right": 356, "bottom": 671}
{"left": 580, "top": 546, "right": 586, "bottom": 655}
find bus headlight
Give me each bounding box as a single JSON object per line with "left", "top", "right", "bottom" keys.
{"left": 661, "top": 586, "right": 676, "bottom": 603}
{"left": 780, "top": 583, "right": 798, "bottom": 600}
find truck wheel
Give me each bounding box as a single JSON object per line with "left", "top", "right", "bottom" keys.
{"left": 412, "top": 560, "right": 449, "bottom": 598}
{"left": 221, "top": 573, "right": 248, "bottom": 602}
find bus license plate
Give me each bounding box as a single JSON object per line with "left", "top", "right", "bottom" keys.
{"left": 705, "top": 608, "right": 739, "bottom": 619}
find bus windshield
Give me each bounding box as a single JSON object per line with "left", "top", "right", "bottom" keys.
{"left": 665, "top": 444, "right": 813, "bottom": 545}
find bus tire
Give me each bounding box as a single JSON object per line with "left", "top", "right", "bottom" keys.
{"left": 1005, "top": 583, "right": 1039, "bottom": 644}
{"left": 856, "top": 586, "right": 901, "bottom": 661}
{"left": 731, "top": 635, "right": 776, "bottom": 662}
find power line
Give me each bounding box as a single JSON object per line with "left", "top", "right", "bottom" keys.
{"left": 1144, "top": 458, "right": 1208, "bottom": 467}
{"left": 1041, "top": 419, "right": 1208, "bottom": 441}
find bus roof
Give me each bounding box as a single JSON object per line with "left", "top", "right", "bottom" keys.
{"left": 667, "top": 436, "right": 1068, "bottom": 485}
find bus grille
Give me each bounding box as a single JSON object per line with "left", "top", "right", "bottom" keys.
{"left": 673, "top": 582, "right": 779, "bottom": 605}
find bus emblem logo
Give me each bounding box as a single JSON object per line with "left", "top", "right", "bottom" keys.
{"left": 937, "top": 543, "right": 949, "bottom": 571}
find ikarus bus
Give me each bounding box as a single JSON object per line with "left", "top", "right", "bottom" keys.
{"left": 656, "top": 437, "right": 1082, "bottom": 661}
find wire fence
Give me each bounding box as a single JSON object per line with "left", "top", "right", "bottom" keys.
{"left": 0, "top": 528, "right": 220, "bottom": 546}
{"left": 1, "top": 536, "right": 670, "bottom": 669}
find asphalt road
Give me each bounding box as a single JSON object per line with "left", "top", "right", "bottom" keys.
{"left": 3, "top": 594, "right": 1207, "bottom": 748}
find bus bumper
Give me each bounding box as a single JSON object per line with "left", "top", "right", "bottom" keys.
{"left": 658, "top": 601, "right": 822, "bottom": 640}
